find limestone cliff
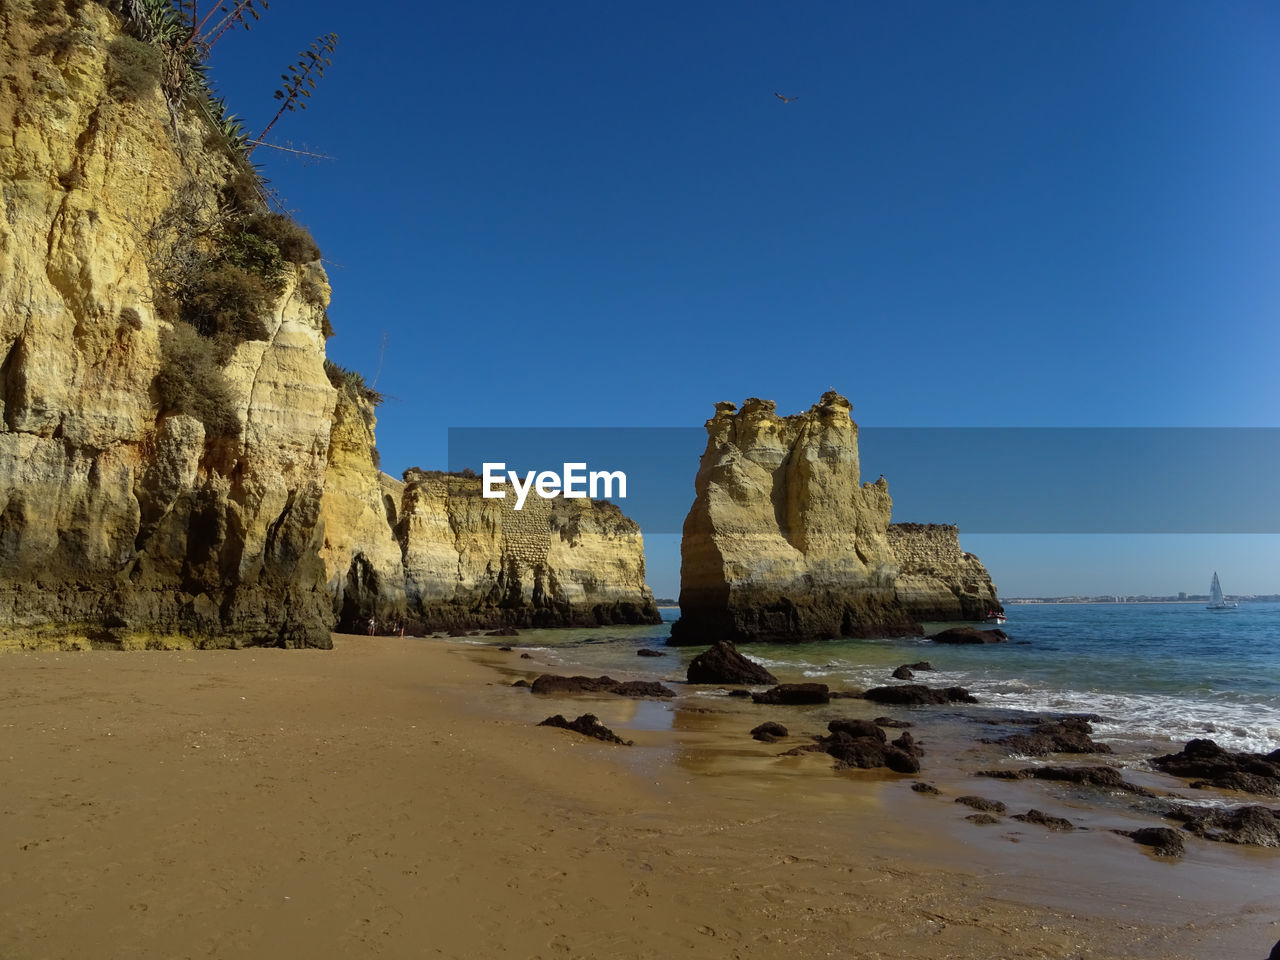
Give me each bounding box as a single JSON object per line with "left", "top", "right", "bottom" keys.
{"left": 398, "top": 470, "right": 661, "bottom": 630}
{"left": 669, "top": 392, "right": 920, "bottom": 645}
{"left": 0, "top": 1, "right": 336, "bottom": 648}
{"left": 886, "top": 523, "right": 1001, "bottom": 622}
{"left": 0, "top": 1, "right": 666, "bottom": 648}
{"left": 318, "top": 386, "right": 406, "bottom": 631}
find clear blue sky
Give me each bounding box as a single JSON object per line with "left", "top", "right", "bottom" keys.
{"left": 204, "top": 1, "right": 1280, "bottom": 597}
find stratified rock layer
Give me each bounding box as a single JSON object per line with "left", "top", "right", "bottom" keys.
{"left": 670, "top": 392, "right": 920, "bottom": 645}
{"left": 0, "top": 2, "right": 660, "bottom": 648}
{"left": 0, "top": 2, "right": 334, "bottom": 648}
{"left": 887, "top": 523, "right": 1001, "bottom": 622}
{"left": 396, "top": 470, "right": 661, "bottom": 631}
{"left": 318, "top": 390, "right": 406, "bottom": 631}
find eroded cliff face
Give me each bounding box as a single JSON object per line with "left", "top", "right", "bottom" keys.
{"left": 669, "top": 392, "right": 920, "bottom": 645}
{"left": 0, "top": 2, "right": 665, "bottom": 648}
{"left": 318, "top": 389, "right": 406, "bottom": 631}
{"left": 398, "top": 470, "right": 661, "bottom": 630}
{"left": 0, "top": 1, "right": 335, "bottom": 648}
{"left": 887, "top": 523, "right": 1001, "bottom": 622}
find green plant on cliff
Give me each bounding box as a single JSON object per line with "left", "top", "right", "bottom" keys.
{"left": 105, "top": 34, "right": 163, "bottom": 100}
{"left": 324, "top": 360, "right": 383, "bottom": 408}
{"left": 154, "top": 322, "right": 239, "bottom": 437}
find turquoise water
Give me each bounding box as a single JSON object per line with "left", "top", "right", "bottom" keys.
{"left": 460, "top": 602, "right": 1280, "bottom": 754}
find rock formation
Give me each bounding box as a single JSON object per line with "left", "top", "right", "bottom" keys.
{"left": 671, "top": 391, "right": 998, "bottom": 645}
{"left": 396, "top": 470, "right": 660, "bottom": 631}
{"left": 0, "top": 2, "right": 660, "bottom": 648}
{"left": 887, "top": 523, "right": 1001, "bottom": 622}
{"left": 0, "top": 2, "right": 335, "bottom": 648}
{"left": 318, "top": 389, "right": 407, "bottom": 631}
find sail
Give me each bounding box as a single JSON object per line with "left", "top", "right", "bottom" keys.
{"left": 1209, "top": 572, "right": 1224, "bottom": 605}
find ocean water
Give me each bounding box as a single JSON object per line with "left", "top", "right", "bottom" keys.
{"left": 459, "top": 602, "right": 1280, "bottom": 755}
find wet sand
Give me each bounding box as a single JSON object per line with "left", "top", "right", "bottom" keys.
{"left": 1, "top": 636, "right": 1275, "bottom": 959}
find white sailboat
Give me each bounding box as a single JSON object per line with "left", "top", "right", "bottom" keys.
{"left": 1206, "top": 571, "right": 1238, "bottom": 611}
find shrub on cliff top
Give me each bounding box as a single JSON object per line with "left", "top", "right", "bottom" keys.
{"left": 155, "top": 322, "right": 239, "bottom": 438}
{"left": 181, "top": 262, "right": 275, "bottom": 342}
{"left": 324, "top": 359, "right": 383, "bottom": 407}
{"left": 245, "top": 213, "right": 321, "bottom": 265}
{"left": 106, "top": 35, "right": 162, "bottom": 102}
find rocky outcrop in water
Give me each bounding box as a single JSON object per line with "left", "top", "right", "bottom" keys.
{"left": 887, "top": 524, "right": 1002, "bottom": 622}
{"left": 670, "top": 393, "right": 1001, "bottom": 645}
{"left": 670, "top": 392, "right": 922, "bottom": 645}
{"left": 1150, "top": 739, "right": 1280, "bottom": 796}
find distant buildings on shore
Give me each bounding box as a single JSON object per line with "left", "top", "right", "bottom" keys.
{"left": 1007, "top": 594, "right": 1279, "bottom": 604}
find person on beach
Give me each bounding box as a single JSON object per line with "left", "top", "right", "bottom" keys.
{"left": 366, "top": 616, "right": 376, "bottom": 636}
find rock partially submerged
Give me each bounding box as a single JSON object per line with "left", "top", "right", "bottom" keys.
{"left": 977, "top": 765, "right": 1153, "bottom": 796}
{"left": 1012, "top": 809, "right": 1074, "bottom": 831}
{"left": 538, "top": 714, "right": 632, "bottom": 745}
{"left": 636, "top": 648, "right": 665, "bottom": 657}
{"left": 955, "top": 796, "right": 1006, "bottom": 814}
{"left": 1150, "top": 739, "right": 1280, "bottom": 796}
{"left": 686, "top": 641, "right": 778, "bottom": 685}
{"left": 890, "top": 665, "right": 915, "bottom": 680}
{"left": 1116, "top": 827, "right": 1185, "bottom": 857}
{"left": 530, "top": 675, "right": 676, "bottom": 699}
{"left": 874, "top": 716, "right": 913, "bottom": 729}
{"left": 929, "top": 627, "right": 1007, "bottom": 644}
{"left": 1165, "top": 804, "right": 1280, "bottom": 847}
{"left": 986, "top": 717, "right": 1113, "bottom": 756}
{"left": 751, "top": 721, "right": 789, "bottom": 743}
{"left": 751, "top": 683, "right": 830, "bottom": 705}
{"left": 861, "top": 684, "right": 978, "bottom": 705}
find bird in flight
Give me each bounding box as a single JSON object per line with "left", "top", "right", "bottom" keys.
{"left": 774, "top": 92, "right": 798, "bottom": 104}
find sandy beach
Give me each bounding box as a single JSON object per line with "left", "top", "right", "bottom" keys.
{"left": 1, "top": 636, "right": 1275, "bottom": 960}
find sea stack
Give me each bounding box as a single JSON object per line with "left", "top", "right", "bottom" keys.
{"left": 669, "top": 392, "right": 921, "bottom": 644}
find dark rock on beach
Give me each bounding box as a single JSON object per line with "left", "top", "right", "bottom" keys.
{"left": 636, "top": 648, "right": 665, "bottom": 657}
{"left": 862, "top": 684, "right": 978, "bottom": 705}
{"left": 751, "top": 683, "right": 830, "bottom": 705}
{"left": 905, "top": 661, "right": 934, "bottom": 671}
{"left": 687, "top": 641, "right": 779, "bottom": 685}
{"left": 530, "top": 674, "right": 621, "bottom": 695}
{"left": 891, "top": 665, "right": 915, "bottom": 680}
{"left": 498, "top": 645, "right": 513, "bottom": 652}
{"left": 530, "top": 675, "right": 676, "bottom": 699}
{"left": 929, "top": 627, "right": 1007, "bottom": 644}
{"left": 828, "top": 718, "right": 886, "bottom": 740}
{"left": 751, "top": 721, "right": 789, "bottom": 743}
{"left": 911, "top": 782, "right": 941, "bottom": 795}
{"left": 538, "top": 713, "right": 632, "bottom": 745}
{"left": 612, "top": 680, "right": 677, "bottom": 699}
{"left": 966, "top": 813, "right": 1001, "bottom": 825}
{"left": 821, "top": 727, "right": 922, "bottom": 774}
{"left": 956, "top": 796, "right": 1007, "bottom": 814}
{"left": 1166, "top": 804, "right": 1280, "bottom": 847}
{"left": 1150, "top": 739, "right": 1280, "bottom": 797}
{"left": 511, "top": 679, "right": 529, "bottom": 687}
{"left": 977, "top": 765, "right": 1153, "bottom": 796}
{"left": 1117, "top": 826, "right": 1185, "bottom": 857}
{"left": 1012, "top": 809, "right": 1075, "bottom": 831}
{"left": 987, "top": 717, "right": 1113, "bottom": 757}
{"left": 874, "top": 716, "right": 913, "bottom": 729}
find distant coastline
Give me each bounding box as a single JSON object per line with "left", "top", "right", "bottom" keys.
{"left": 1007, "top": 595, "right": 1278, "bottom": 605}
